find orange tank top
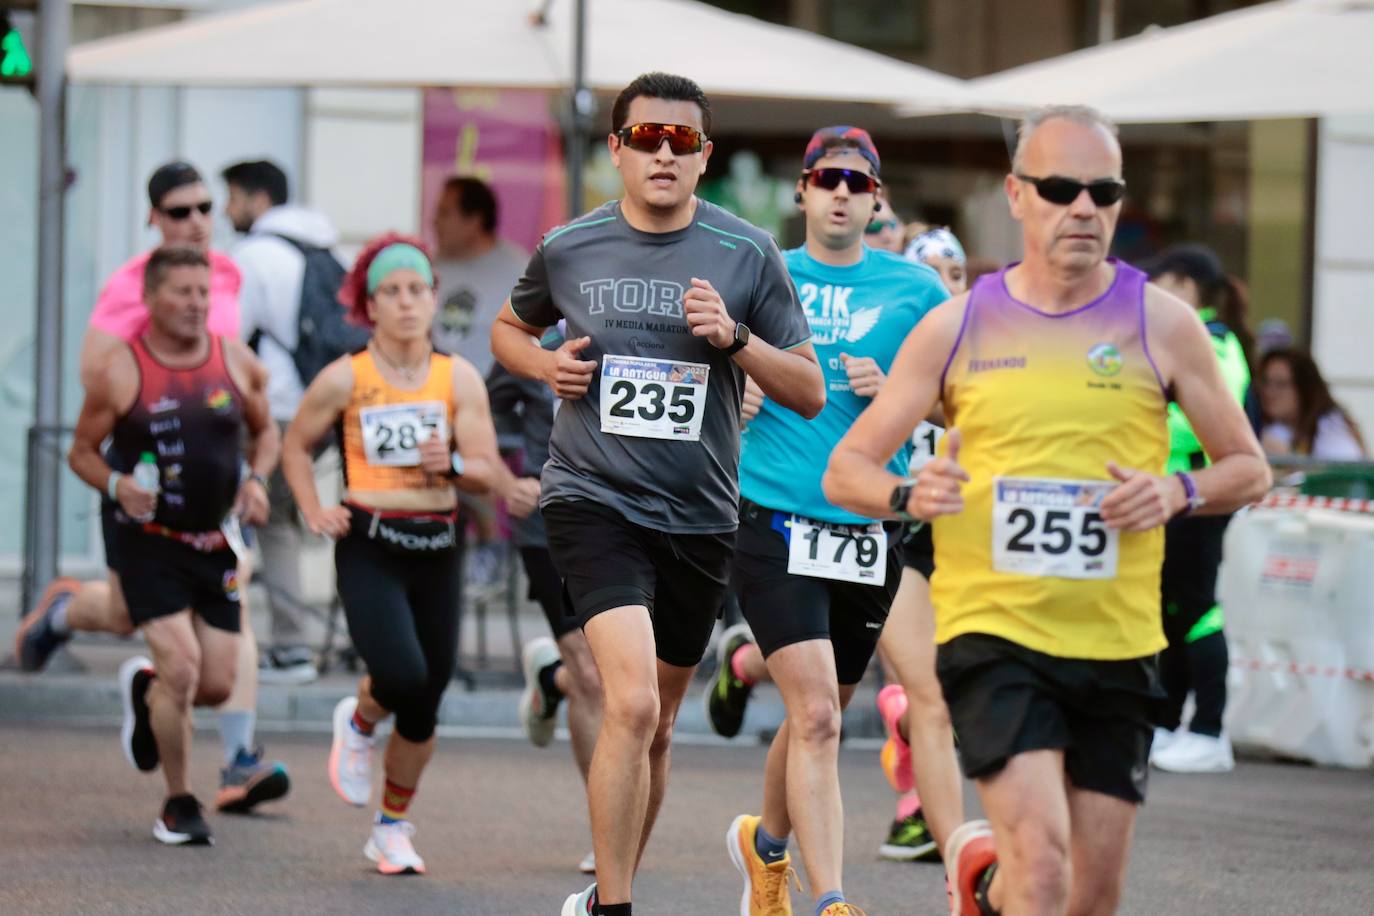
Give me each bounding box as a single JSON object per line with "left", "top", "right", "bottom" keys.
{"left": 342, "top": 348, "right": 455, "bottom": 493}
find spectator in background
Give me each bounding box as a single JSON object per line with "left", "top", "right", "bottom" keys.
{"left": 430, "top": 177, "right": 529, "bottom": 375}
{"left": 1259, "top": 348, "right": 1367, "bottom": 460}
{"left": 1256, "top": 317, "right": 1295, "bottom": 355}
{"left": 904, "top": 225, "right": 968, "bottom": 295}
{"left": 1143, "top": 243, "right": 1254, "bottom": 774}
{"left": 223, "top": 158, "right": 351, "bottom": 685}
{"left": 863, "top": 207, "right": 905, "bottom": 254}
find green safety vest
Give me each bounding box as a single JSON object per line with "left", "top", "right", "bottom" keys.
{"left": 1165, "top": 308, "right": 1250, "bottom": 475}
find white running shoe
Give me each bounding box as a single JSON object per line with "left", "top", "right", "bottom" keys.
{"left": 578, "top": 850, "right": 596, "bottom": 875}
{"left": 328, "top": 696, "right": 374, "bottom": 806}
{"left": 519, "top": 637, "right": 562, "bottom": 748}
{"left": 364, "top": 817, "right": 426, "bottom": 875}
{"left": 1152, "top": 730, "right": 1235, "bottom": 774}
{"left": 1150, "top": 727, "right": 1180, "bottom": 766}
{"left": 561, "top": 882, "right": 597, "bottom": 915}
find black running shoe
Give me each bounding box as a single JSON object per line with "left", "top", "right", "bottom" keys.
{"left": 13, "top": 577, "right": 77, "bottom": 672}
{"left": 119, "top": 655, "right": 159, "bottom": 772}
{"left": 704, "top": 623, "right": 756, "bottom": 738}
{"left": 879, "top": 809, "right": 940, "bottom": 862}
{"left": 153, "top": 794, "right": 213, "bottom": 846}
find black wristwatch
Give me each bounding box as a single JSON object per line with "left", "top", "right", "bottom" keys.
{"left": 723, "top": 322, "right": 751, "bottom": 356}
{"left": 889, "top": 480, "right": 918, "bottom": 521}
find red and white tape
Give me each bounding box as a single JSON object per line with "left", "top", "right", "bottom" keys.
{"left": 1257, "top": 493, "right": 1374, "bottom": 514}
{"left": 1231, "top": 658, "right": 1374, "bottom": 683}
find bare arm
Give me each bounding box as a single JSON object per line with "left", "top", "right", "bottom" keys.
{"left": 491, "top": 303, "right": 596, "bottom": 399}
{"left": 78, "top": 326, "right": 127, "bottom": 393}
{"left": 734, "top": 338, "right": 824, "bottom": 420}
{"left": 683, "top": 277, "right": 824, "bottom": 419}
{"left": 1097, "top": 289, "right": 1271, "bottom": 530}
{"left": 224, "top": 339, "right": 279, "bottom": 525}
{"left": 1154, "top": 290, "right": 1271, "bottom": 513}
{"left": 282, "top": 357, "right": 354, "bottom": 537}
{"left": 447, "top": 358, "right": 502, "bottom": 496}
{"left": 823, "top": 298, "right": 967, "bottom": 519}
{"left": 68, "top": 350, "right": 159, "bottom": 520}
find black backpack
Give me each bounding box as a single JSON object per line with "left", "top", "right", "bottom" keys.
{"left": 251, "top": 233, "right": 370, "bottom": 386}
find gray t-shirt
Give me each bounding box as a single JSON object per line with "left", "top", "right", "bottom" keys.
{"left": 432, "top": 240, "right": 529, "bottom": 376}
{"left": 509, "top": 199, "right": 810, "bottom": 534}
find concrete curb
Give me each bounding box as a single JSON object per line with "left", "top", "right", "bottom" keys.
{"left": 0, "top": 672, "right": 888, "bottom": 742}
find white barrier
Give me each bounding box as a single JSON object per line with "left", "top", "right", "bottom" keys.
{"left": 1219, "top": 500, "right": 1374, "bottom": 768}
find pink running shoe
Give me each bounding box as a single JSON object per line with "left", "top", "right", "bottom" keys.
{"left": 877, "top": 684, "right": 914, "bottom": 794}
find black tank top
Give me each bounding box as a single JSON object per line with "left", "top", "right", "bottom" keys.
{"left": 112, "top": 336, "right": 244, "bottom": 532}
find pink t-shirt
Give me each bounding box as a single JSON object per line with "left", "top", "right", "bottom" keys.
{"left": 89, "top": 249, "right": 241, "bottom": 342}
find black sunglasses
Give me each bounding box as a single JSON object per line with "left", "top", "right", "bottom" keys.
{"left": 160, "top": 200, "right": 213, "bottom": 220}
{"left": 804, "top": 167, "right": 880, "bottom": 196}
{"left": 615, "top": 122, "right": 707, "bottom": 156}
{"left": 1016, "top": 174, "right": 1125, "bottom": 207}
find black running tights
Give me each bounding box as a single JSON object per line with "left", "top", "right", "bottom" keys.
{"left": 335, "top": 529, "right": 463, "bottom": 743}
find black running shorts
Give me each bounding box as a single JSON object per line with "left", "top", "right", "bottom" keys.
{"left": 520, "top": 545, "right": 576, "bottom": 640}
{"left": 543, "top": 499, "right": 735, "bottom": 669}
{"left": 902, "top": 522, "right": 935, "bottom": 579}
{"left": 732, "top": 499, "right": 901, "bottom": 685}
{"left": 113, "top": 525, "right": 241, "bottom": 633}
{"left": 936, "top": 633, "right": 1161, "bottom": 803}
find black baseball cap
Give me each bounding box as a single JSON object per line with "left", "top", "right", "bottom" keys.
{"left": 147, "top": 161, "right": 204, "bottom": 208}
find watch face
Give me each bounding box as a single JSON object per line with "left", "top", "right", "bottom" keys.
{"left": 737, "top": 323, "right": 751, "bottom": 345}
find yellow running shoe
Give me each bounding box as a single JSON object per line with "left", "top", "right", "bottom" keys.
{"left": 726, "top": 814, "right": 800, "bottom": 916}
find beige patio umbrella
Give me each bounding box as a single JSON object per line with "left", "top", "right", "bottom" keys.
{"left": 67, "top": 0, "right": 971, "bottom": 111}
{"left": 950, "top": 0, "right": 1374, "bottom": 123}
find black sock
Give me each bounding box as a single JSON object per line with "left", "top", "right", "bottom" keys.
{"left": 538, "top": 660, "right": 565, "bottom": 707}
{"left": 975, "top": 861, "right": 1000, "bottom": 916}
{"left": 596, "top": 904, "right": 631, "bottom": 916}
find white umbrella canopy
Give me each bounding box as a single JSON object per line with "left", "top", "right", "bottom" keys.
{"left": 947, "top": 0, "right": 1374, "bottom": 123}
{"left": 67, "top": 0, "right": 971, "bottom": 110}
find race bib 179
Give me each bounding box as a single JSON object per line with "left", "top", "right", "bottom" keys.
{"left": 991, "top": 477, "right": 1118, "bottom": 580}
{"left": 359, "top": 401, "right": 446, "bottom": 466}
{"left": 599, "top": 355, "right": 709, "bottom": 441}
{"left": 787, "top": 515, "right": 888, "bottom": 586}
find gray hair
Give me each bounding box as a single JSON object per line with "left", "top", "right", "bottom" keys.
{"left": 1011, "top": 105, "right": 1120, "bottom": 174}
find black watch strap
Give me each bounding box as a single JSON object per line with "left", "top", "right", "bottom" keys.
{"left": 724, "top": 322, "right": 750, "bottom": 356}
{"left": 890, "top": 480, "right": 917, "bottom": 520}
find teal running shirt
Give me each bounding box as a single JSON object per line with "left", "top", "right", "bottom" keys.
{"left": 739, "top": 246, "right": 947, "bottom": 524}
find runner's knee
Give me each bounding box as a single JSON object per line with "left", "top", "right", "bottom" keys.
{"left": 565, "top": 657, "right": 603, "bottom": 705}
{"left": 604, "top": 684, "right": 659, "bottom": 739}
{"left": 1005, "top": 820, "right": 1071, "bottom": 905}
{"left": 394, "top": 706, "right": 439, "bottom": 743}
{"left": 195, "top": 672, "right": 234, "bottom": 707}
{"left": 789, "top": 693, "right": 841, "bottom": 747}
{"left": 157, "top": 656, "right": 201, "bottom": 706}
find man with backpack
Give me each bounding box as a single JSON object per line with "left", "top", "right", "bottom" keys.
{"left": 223, "top": 159, "right": 368, "bottom": 684}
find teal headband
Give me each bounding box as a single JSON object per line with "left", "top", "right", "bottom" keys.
{"left": 367, "top": 243, "right": 434, "bottom": 294}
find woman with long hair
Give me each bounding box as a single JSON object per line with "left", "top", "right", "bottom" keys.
{"left": 282, "top": 232, "right": 500, "bottom": 874}
{"left": 1259, "top": 348, "right": 1367, "bottom": 460}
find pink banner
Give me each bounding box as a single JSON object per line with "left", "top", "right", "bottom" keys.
{"left": 420, "top": 88, "right": 566, "bottom": 253}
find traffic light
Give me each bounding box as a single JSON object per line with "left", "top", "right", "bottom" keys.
{"left": 1, "top": 6, "right": 35, "bottom": 88}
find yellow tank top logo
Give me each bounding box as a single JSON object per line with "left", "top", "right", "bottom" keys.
{"left": 1087, "top": 343, "right": 1123, "bottom": 377}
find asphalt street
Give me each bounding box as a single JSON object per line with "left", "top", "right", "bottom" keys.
{"left": 1, "top": 723, "right": 1371, "bottom": 915}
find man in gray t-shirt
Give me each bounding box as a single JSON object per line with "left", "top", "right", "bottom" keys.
{"left": 491, "top": 73, "right": 824, "bottom": 914}
{"left": 430, "top": 176, "right": 528, "bottom": 375}
{"left": 508, "top": 196, "right": 810, "bottom": 533}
